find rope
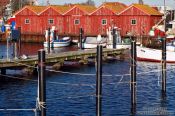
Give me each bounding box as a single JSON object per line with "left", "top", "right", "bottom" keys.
{"left": 0, "top": 73, "right": 37, "bottom": 82}
{"left": 0, "top": 109, "right": 35, "bottom": 111}
{"left": 46, "top": 93, "right": 96, "bottom": 101}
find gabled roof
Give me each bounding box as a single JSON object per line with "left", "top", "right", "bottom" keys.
{"left": 64, "top": 4, "right": 97, "bottom": 15}
{"left": 39, "top": 5, "right": 73, "bottom": 15}
{"left": 76, "top": 4, "right": 97, "bottom": 14}
{"left": 119, "top": 4, "right": 162, "bottom": 16}
{"left": 102, "top": 2, "right": 127, "bottom": 14}
{"left": 133, "top": 4, "right": 162, "bottom": 15}
{"left": 90, "top": 2, "right": 127, "bottom": 15}
{"left": 14, "top": 5, "right": 46, "bottom": 15}
{"left": 27, "top": 6, "right": 47, "bottom": 14}
{"left": 50, "top": 5, "right": 73, "bottom": 14}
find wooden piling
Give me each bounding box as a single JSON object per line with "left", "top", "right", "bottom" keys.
{"left": 131, "top": 37, "right": 136, "bottom": 114}
{"left": 96, "top": 45, "right": 102, "bottom": 116}
{"left": 162, "top": 38, "right": 166, "bottom": 94}
{"left": 112, "top": 28, "right": 116, "bottom": 49}
{"left": 38, "top": 49, "right": 46, "bottom": 116}
{"left": 48, "top": 28, "right": 50, "bottom": 54}
{"left": 79, "top": 28, "right": 83, "bottom": 50}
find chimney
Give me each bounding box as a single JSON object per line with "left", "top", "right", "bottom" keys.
{"left": 139, "top": 0, "right": 144, "bottom": 4}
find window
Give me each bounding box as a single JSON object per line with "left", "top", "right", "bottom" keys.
{"left": 48, "top": 19, "right": 54, "bottom": 24}
{"left": 25, "top": 19, "right": 30, "bottom": 24}
{"left": 102, "top": 19, "right": 107, "bottom": 25}
{"left": 131, "top": 19, "right": 136, "bottom": 25}
{"left": 74, "top": 19, "right": 80, "bottom": 25}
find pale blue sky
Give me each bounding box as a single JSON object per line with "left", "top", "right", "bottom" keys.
{"left": 38, "top": 0, "right": 175, "bottom": 9}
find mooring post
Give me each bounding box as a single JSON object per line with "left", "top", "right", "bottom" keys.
{"left": 162, "top": 38, "right": 166, "bottom": 94}
{"left": 96, "top": 45, "right": 102, "bottom": 116}
{"left": 38, "top": 49, "right": 46, "bottom": 116}
{"left": 131, "top": 36, "right": 136, "bottom": 114}
{"left": 18, "top": 27, "right": 21, "bottom": 57}
{"left": 79, "top": 28, "right": 83, "bottom": 50}
{"left": 112, "top": 28, "right": 116, "bottom": 49}
{"left": 48, "top": 28, "right": 50, "bottom": 54}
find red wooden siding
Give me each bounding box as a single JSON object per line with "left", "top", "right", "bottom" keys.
{"left": 118, "top": 4, "right": 162, "bottom": 36}
{"left": 39, "top": 7, "right": 64, "bottom": 34}
{"left": 15, "top": 8, "right": 40, "bottom": 34}
{"left": 14, "top": 3, "right": 162, "bottom": 38}
{"left": 64, "top": 6, "right": 95, "bottom": 35}
{"left": 90, "top": 6, "right": 119, "bottom": 35}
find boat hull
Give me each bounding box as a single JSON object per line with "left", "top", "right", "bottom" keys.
{"left": 137, "top": 46, "right": 175, "bottom": 63}
{"left": 78, "top": 36, "right": 107, "bottom": 49}
{"left": 106, "top": 44, "right": 130, "bottom": 49}
{"left": 81, "top": 43, "right": 106, "bottom": 49}
{"left": 44, "top": 38, "right": 71, "bottom": 48}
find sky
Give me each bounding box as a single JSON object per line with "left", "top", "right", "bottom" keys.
{"left": 38, "top": 0, "right": 175, "bottom": 9}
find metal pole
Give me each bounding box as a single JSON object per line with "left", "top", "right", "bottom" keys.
{"left": 112, "top": 28, "right": 116, "bottom": 49}
{"left": 131, "top": 36, "right": 136, "bottom": 114}
{"left": 6, "top": 37, "right": 9, "bottom": 61}
{"left": 79, "top": 28, "right": 83, "bottom": 49}
{"left": 48, "top": 28, "right": 50, "bottom": 54}
{"left": 18, "top": 27, "right": 21, "bottom": 57}
{"left": 96, "top": 45, "right": 102, "bottom": 116}
{"left": 14, "top": 42, "right": 17, "bottom": 59}
{"left": 38, "top": 49, "right": 46, "bottom": 116}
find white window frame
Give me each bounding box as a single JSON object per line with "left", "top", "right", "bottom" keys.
{"left": 48, "top": 19, "right": 54, "bottom": 24}
{"left": 131, "top": 19, "right": 137, "bottom": 25}
{"left": 74, "top": 19, "right": 80, "bottom": 25}
{"left": 102, "top": 19, "right": 107, "bottom": 25}
{"left": 25, "top": 19, "right": 30, "bottom": 24}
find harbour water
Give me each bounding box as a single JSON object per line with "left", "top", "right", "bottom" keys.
{"left": 0, "top": 42, "right": 175, "bottom": 116}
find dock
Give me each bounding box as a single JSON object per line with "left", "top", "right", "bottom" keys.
{"left": 0, "top": 48, "right": 126, "bottom": 73}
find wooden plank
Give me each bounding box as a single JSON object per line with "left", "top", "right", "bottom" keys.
{"left": 0, "top": 48, "right": 125, "bottom": 68}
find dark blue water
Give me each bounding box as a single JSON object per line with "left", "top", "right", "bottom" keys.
{"left": 0, "top": 43, "right": 175, "bottom": 116}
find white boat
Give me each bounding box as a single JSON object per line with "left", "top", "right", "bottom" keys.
{"left": 44, "top": 37, "right": 71, "bottom": 48}
{"left": 166, "top": 40, "right": 175, "bottom": 51}
{"left": 106, "top": 38, "right": 131, "bottom": 49}
{"left": 43, "top": 27, "right": 71, "bottom": 48}
{"left": 137, "top": 46, "right": 175, "bottom": 63}
{"left": 106, "top": 27, "right": 131, "bottom": 49}
{"left": 79, "top": 35, "right": 107, "bottom": 49}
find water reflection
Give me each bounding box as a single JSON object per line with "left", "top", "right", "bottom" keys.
{"left": 0, "top": 42, "right": 78, "bottom": 59}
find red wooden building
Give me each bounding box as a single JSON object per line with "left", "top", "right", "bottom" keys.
{"left": 63, "top": 4, "right": 96, "bottom": 35}
{"left": 39, "top": 5, "right": 72, "bottom": 34}
{"left": 118, "top": 4, "right": 163, "bottom": 37}
{"left": 15, "top": 5, "right": 46, "bottom": 34}
{"left": 14, "top": 2, "right": 163, "bottom": 41}
{"left": 90, "top": 2, "right": 127, "bottom": 35}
